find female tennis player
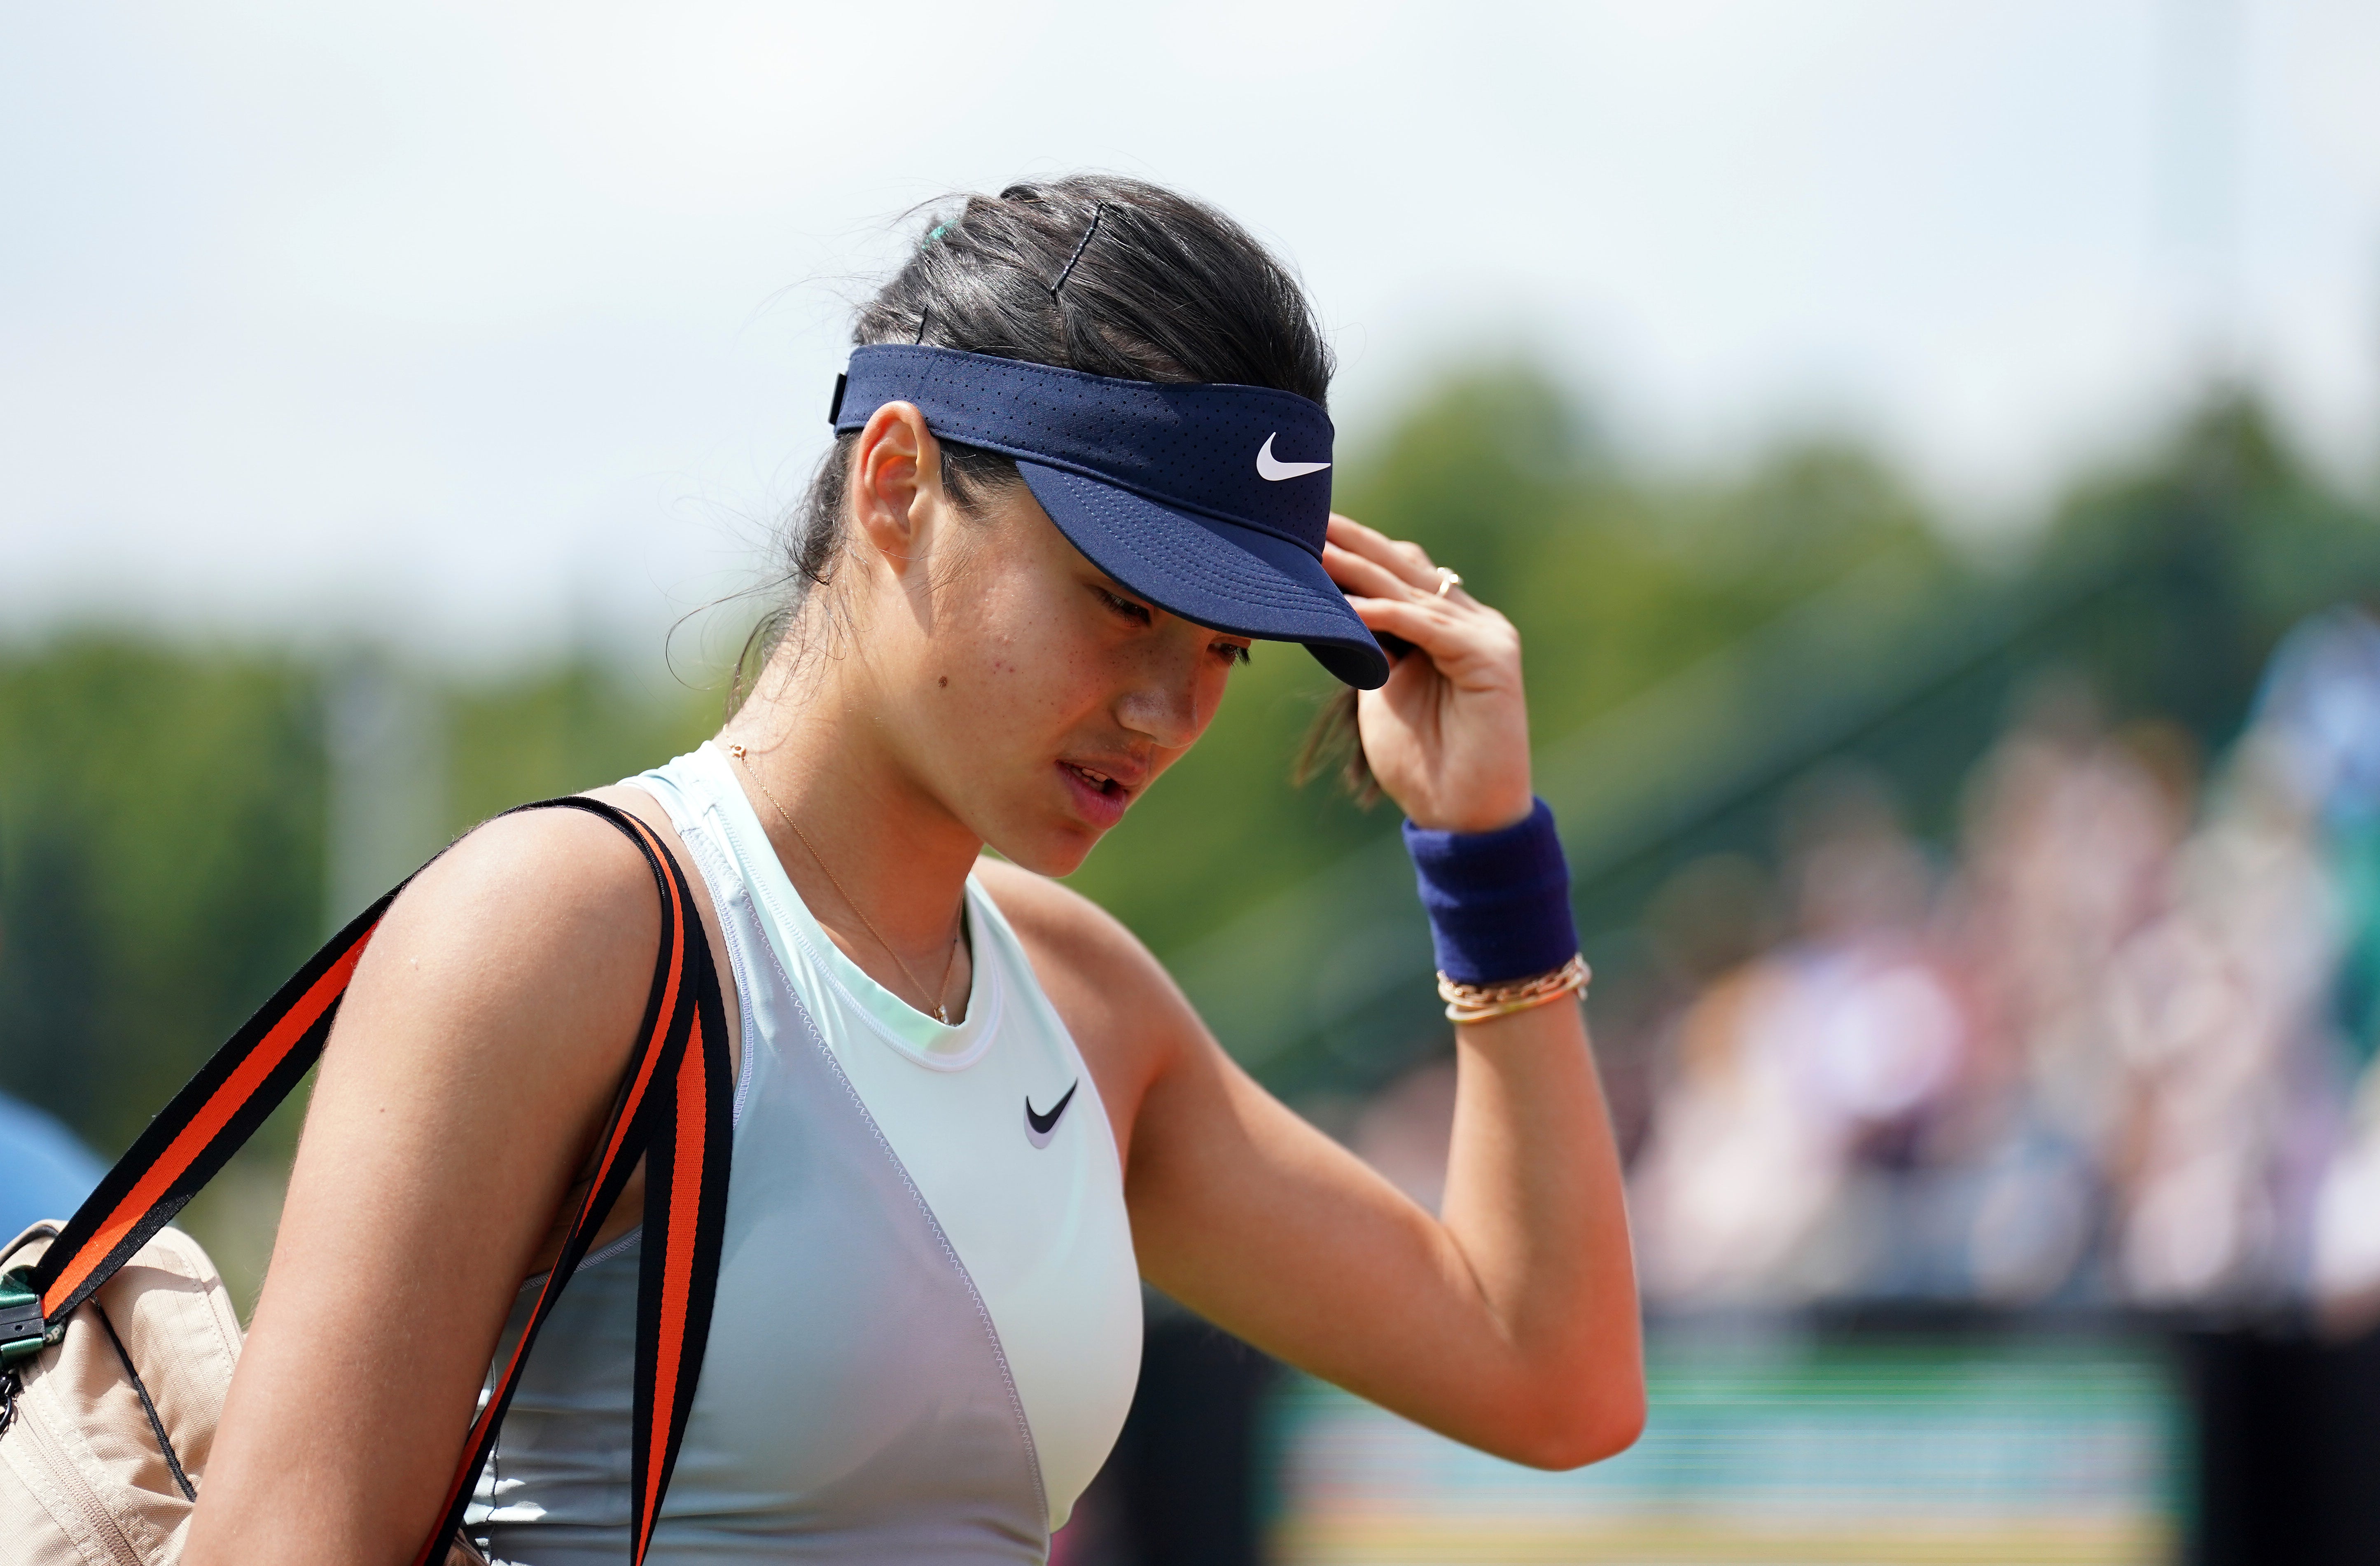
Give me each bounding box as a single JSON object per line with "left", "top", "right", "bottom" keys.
{"left": 185, "top": 175, "right": 1643, "bottom": 1565}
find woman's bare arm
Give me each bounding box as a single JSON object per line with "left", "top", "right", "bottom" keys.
{"left": 185, "top": 793, "right": 719, "bottom": 1566}
{"left": 983, "top": 867, "right": 1643, "bottom": 1471}
{"left": 984, "top": 508, "right": 1643, "bottom": 1469}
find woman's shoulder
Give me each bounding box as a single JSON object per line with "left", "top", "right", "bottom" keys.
{"left": 339, "top": 784, "right": 744, "bottom": 1097}
{"left": 972, "top": 858, "right": 1165, "bottom": 993}
{"left": 412, "top": 795, "right": 665, "bottom": 923}
{"left": 363, "top": 798, "right": 668, "bottom": 1005}
{"left": 972, "top": 858, "right": 1203, "bottom": 1084}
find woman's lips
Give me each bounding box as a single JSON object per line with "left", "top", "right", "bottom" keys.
{"left": 1057, "top": 760, "right": 1133, "bottom": 830}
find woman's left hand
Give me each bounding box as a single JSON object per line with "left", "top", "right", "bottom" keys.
{"left": 1324, "top": 514, "right": 1532, "bottom": 833}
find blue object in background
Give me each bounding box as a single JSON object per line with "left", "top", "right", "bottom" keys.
{"left": 0, "top": 1092, "right": 104, "bottom": 1241}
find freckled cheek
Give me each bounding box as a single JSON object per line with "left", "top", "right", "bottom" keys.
{"left": 939, "top": 619, "right": 1110, "bottom": 752}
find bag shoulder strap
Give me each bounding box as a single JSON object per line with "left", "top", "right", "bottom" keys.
{"left": 2, "top": 795, "right": 733, "bottom": 1566}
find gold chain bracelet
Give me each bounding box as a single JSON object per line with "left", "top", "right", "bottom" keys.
{"left": 1436, "top": 953, "right": 1591, "bottom": 1025}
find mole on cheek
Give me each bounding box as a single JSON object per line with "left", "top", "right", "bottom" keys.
{"left": 938, "top": 676, "right": 949, "bottom": 688}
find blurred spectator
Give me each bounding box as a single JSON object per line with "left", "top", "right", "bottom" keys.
{"left": 1629, "top": 771, "right": 1968, "bottom": 1304}
{"left": 2102, "top": 739, "right": 2342, "bottom": 1305}
{"left": 2313, "top": 1061, "right": 2380, "bottom": 1333}
{"left": 1607, "top": 609, "right": 2380, "bottom": 1316}
{"left": 2258, "top": 605, "right": 2380, "bottom": 1332}
{"left": 0, "top": 1091, "right": 104, "bottom": 1240}
{"left": 1950, "top": 696, "right": 2184, "bottom": 1156}
{"left": 1934, "top": 698, "right": 2188, "bottom": 1304}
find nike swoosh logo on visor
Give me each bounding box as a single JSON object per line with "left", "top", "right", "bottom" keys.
{"left": 1255, "top": 433, "right": 1331, "bottom": 482}
{"left": 1025, "top": 1082, "right": 1079, "bottom": 1148}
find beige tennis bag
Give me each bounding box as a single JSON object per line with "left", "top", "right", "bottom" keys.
{"left": 0, "top": 797, "right": 733, "bottom": 1564}
{"left": 0, "top": 1222, "right": 448, "bottom": 1565}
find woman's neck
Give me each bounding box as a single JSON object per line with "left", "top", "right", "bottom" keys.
{"left": 718, "top": 649, "right": 983, "bottom": 974}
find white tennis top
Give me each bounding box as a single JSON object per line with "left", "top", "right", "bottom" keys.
{"left": 466, "top": 741, "right": 1143, "bottom": 1563}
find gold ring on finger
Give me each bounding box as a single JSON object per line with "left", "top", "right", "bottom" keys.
{"left": 1434, "top": 567, "right": 1463, "bottom": 598}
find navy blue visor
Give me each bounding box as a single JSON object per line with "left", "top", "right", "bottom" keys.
{"left": 831, "top": 345, "right": 1388, "bottom": 689}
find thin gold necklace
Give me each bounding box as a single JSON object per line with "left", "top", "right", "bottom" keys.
{"left": 727, "top": 743, "right": 963, "bottom": 1024}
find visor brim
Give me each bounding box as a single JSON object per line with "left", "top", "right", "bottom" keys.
{"left": 1016, "top": 462, "right": 1390, "bottom": 690}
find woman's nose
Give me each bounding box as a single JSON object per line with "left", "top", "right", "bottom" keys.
{"left": 1115, "top": 643, "right": 1210, "bottom": 751}
{"left": 1118, "top": 682, "right": 1198, "bottom": 750}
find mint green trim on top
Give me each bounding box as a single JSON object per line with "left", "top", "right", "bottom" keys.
{"left": 693, "top": 741, "right": 1003, "bottom": 1070}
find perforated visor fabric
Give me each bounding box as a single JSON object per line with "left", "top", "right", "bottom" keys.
{"left": 1011, "top": 463, "right": 1377, "bottom": 687}
{"left": 834, "top": 346, "right": 1389, "bottom": 689}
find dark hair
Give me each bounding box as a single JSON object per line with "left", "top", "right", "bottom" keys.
{"left": 733, "top": 176, "right": 1333, "bottom": 689}
{"left": 736, "top": 175, "right": 1375, "bottom": 797}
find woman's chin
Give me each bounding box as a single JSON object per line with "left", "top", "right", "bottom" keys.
{"left": 981, "top": 809, "right": 1110, "bottom": 880}
{"left": 1014, "top": 827, "right": 1105, "bottom": 879}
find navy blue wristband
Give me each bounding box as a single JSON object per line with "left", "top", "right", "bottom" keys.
{"left": 1402, "top": 798, "right": 1578, "bottom": 987}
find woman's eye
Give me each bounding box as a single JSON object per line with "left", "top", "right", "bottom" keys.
{"left": 1215, "top": 642, "right": 1252, "bottom": 666}
{"left": 1097, "top": 588, "right": 1152, "bottom": 626}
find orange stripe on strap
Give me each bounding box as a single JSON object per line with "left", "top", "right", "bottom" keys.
{"left": 43, "top": 926, "right": 376, "bottom": 1316}
{"left": 638, "top": 1016, "right": 709, "bottom": 1557}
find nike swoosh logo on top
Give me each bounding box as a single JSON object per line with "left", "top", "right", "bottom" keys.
{"left": 1025, "top": 1082, "right": 1079, "bottom": 1148}
{"left": 1255, "top": 433, "right": 1331, "bottom": 482}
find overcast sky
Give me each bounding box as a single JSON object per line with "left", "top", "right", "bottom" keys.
{"left": 4, "top": 0, "right": 2375, "bottom": 666}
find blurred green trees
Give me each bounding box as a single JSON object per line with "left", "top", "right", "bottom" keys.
{"left": 0, "top": 648, "right": 712, "bottom": 1297}
{"left": 0, "top": 650, "right": 717, "bottom": 1159}
{"left": 0, "top": 643, "right": 325, "bottom": 1155}
{"left": 2, "top": 366, "right": 2374, "bottom": 1298}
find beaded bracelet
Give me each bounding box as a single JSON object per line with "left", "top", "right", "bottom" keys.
{"left": 1437, "top": 953, "right": 1592, "bottom": 1025}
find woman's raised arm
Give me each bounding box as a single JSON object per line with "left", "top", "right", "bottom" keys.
{"left": 989, "top": 879, "right": 1642, "bottom": 1470}
{"left": 993, "top": 514, "right": 1644, "bottom": 1469}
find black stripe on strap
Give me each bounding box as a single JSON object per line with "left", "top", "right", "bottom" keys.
{"left": 626, "top": 823, "right": 734, "bottom": 1561}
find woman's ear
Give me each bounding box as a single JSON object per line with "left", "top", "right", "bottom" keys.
{"left": 850, "top": 402, "right": 946, "bottom": 567}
